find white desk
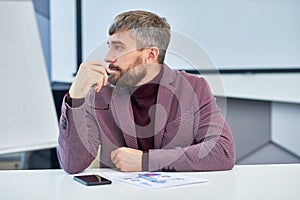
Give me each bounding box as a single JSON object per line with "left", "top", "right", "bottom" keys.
{"left": 0, "top": 164, "right": 299, "bottom": 200}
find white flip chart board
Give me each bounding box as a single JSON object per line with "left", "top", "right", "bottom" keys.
{"left": 0, "top": 0, "right": 58, "bottom": 154}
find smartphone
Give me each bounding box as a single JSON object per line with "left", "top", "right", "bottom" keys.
{"left": 73, "top": 174, "right": 112, "bottom": 186}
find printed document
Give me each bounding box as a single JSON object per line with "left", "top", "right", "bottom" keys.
{"left": 104, "top": 172, "right": 209, "bottom": 189}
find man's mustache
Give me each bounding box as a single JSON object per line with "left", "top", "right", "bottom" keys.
{"left": 109, "top": 64, "right": 121, "bottom": 72}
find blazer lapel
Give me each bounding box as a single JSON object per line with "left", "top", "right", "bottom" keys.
{"left": 111, "top": 88, "right": 138, "bottom": 149}
{"left": 154, "top": 65, "right": 177, "bottom": 148}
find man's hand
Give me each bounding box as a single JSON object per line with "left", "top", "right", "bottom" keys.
{"left": 111, "top": 147, "right": 143, "bottom": 172}
{"left": 69, "top": 61, "right": 110, "bottom": 99}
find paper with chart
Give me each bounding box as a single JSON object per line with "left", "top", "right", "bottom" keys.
{"left": 104, "top": 172, "right": 209, "bottom": 188}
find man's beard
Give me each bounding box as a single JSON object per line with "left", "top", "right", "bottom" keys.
{"left": 108, "top": 57, "right": 147, "bottom": 88}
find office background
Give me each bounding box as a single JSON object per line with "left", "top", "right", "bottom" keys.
{"left": 0, "top": 0, "right": 299, "bottom": 169}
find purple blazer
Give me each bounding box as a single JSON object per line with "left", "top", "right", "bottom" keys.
{"left": 58, "top": 65, "right": 235, "bottom": 174}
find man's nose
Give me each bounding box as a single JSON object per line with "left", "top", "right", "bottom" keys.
{"left": 104, "top": 49, "right": 116, "bottom": 63}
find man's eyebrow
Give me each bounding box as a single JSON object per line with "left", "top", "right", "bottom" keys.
{"left": 107, "top": 40, "right": 125, "bottom": 46}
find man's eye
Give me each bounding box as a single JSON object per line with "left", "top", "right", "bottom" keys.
{"left": 114, "top": 45, "right": 123, "bottom": 50}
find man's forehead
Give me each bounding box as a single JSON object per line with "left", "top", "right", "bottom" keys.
{"left": 107, "top": 30, "right": 136, "bottom": 45}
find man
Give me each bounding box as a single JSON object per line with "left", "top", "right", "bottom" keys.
{"left": 58, "top": 10, "right": 235, "bottom": 174}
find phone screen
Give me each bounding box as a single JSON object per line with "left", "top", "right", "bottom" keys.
{"left": 73, "top": 174, "right": 112, "bottom": 186}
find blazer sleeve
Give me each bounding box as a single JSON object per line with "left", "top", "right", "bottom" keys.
{"left": 57, "top": 95, "right": 101, "bottom": 174}
{"left": 148, "top": 77, "right": 236, "bottom": 172}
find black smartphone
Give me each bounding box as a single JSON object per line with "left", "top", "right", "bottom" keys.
{"left": 73, "top": 174, "right": 112, "bottom": 186}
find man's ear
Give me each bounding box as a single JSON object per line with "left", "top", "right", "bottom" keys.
{"left": 146, "top": 47, "right": 160, "bottom": 63}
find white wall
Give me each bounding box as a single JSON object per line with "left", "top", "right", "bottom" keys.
{"left": 82, "top": 0, "right": 300, "bottom": 70}
{"left": 51, "top": 0, "right": 300, "bottom": 82}
{"left": 50, "top": 0, "right": 76, "bottom": 82}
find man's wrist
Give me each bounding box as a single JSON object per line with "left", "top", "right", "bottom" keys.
{"left": 142, "top": 152, "right": 149, "bottom": 171}
{"left": 65, "top": 92, "right": 85, "bottom": 108}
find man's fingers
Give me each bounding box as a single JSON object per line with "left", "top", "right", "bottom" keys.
{"left": 115, "top": 161, "right": 121, "bottom": 170}
{"left": 85, "top": 63, "right": 111, "bottom": 92}
{"left": 111, "top": 151, "right": 125, "bottom": 171}
{"left": 111, "top": 149, "right": 118, "bottom": 164}
{"left": 70, "top": 61, "right": 111, "bottom": 98}
{"left": 103, "top": 69, "right": 109, "bottom": 86}
{"left": 90, "top": 65, "right": 110, "bottom": 87}
{"left": 93, "top": 84, "right": 101, "bottom": 93}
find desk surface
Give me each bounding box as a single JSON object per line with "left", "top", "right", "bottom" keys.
{"left": 0, "top": 164, "right": 299, "bottom": 200}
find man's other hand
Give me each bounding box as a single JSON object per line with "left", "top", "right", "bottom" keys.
{"left": 111, "top": 147, "right": 143, "bottom": 172}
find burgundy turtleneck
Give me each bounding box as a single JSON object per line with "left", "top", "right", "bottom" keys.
{"left": 130, "top": 69, "right": 162, "bottom": 171}
{"left": 130, "top": 83, "right": 158, "bottom": 151}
